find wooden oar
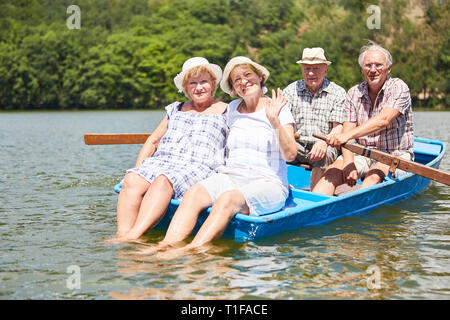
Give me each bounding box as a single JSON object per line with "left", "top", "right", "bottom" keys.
{"left": 84, "top": 133, "right": 150, "bottom": 145}
{"left": 313, "top": 133, "right": 450, "bottom": 186}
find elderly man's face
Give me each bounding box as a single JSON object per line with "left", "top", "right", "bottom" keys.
{"left": 302, "top": 63, "right": 328, "bottom": 94}
{"left": 362, "top": 50, "right": 391, "bottom": 90}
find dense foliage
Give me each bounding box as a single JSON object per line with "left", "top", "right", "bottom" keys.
{"left": 0, "top": 0, "right": 448, "bottom": 110}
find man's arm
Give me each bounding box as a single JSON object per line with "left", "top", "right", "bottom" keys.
{"left": 326, "top": 107, "right": 400, "bottom": 147}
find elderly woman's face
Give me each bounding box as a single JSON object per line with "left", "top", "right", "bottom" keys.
{"left": 187, "top": 71, "right": 215, "bottom": 103}
{"left": 230, "top": 65, "right": 262, "bottom": 97}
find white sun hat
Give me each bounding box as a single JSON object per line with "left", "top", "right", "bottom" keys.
{"left": 173, "top": 57, "right": 223, "bottom": 94}
{"left": 220, "top": 56, "right": 270, "bottom": 97}
{"left": 296, "top": 47, "right": 332, "bottom": 65}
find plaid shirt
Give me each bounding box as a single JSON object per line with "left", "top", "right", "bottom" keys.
{"left": 128, "top": 102, "right": 228, "bottom": 199}
{"left": 344, "top": 77, "right": 414, "bottom": 156}
{"left": 283, "top": 78, "right": 346, "bottom": 144}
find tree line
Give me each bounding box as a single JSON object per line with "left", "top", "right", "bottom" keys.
{"left": 0, "top": 0, "right": 448, "bottom": 110}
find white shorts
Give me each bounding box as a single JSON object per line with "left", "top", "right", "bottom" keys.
{"left": 337, "top": 150, "right": 412, "bottom": 179}
{"left": 198, "top": 166, "right": 289, "bottom": 216}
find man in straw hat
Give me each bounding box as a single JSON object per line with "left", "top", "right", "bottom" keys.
{"left": 312, "top": 41, "right": 414, "bottom": 195}
{"left": 283, "top": 47, "right": 347, "bottom": 189}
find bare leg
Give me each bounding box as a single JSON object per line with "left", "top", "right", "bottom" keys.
{"left": 116, "top": 173, "right": 150, "bottom": 238}
{"left": 122, "top": 175, "right": 174, "bottom": 240}
{"left": 311, "top": 160, "right": 344, "bottom": 195}
{"left": 310, "top": 167, "right": 324, "bottom": 191}
{"left": 161, "top": 184, "right": 213, "bottom": 246}
{"left": 188, "top": 190, "right": 248, "bottom": 248}
{"left": 360, "top": 162, "right": 389, "bottom": 189}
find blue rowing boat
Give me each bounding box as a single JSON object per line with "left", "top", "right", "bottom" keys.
{"left": 114, "top": 137, "right": 446, "bottom": 242}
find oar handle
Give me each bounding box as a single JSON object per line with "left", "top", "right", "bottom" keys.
{"left": 312, "top": 133, "right": 328, "bottom": 141}
{"left": 84, "top": 133, "right": 151, "bottom": 145}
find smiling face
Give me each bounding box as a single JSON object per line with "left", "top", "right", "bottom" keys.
{"left": 362, "top": 50, "right": 391, "bottom": 91}
{"left": 301, "top": 63, "right": 328, "bottom": 93}
{"left": 229, "top": 64, "right": 263, "bottom": 98}
{"left": 183, "top": 69, "right": 216, "bottom": 103}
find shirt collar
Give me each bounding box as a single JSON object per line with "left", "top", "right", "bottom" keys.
{"left": 359, "top": 76, "right": 391, "bottom": 98}
{"left": 297, "top": 78, "right": 330, "bottom": 96}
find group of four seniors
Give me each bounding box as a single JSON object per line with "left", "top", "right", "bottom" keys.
{"left": 114, "top": 40, "right": 414, "bottom": 249}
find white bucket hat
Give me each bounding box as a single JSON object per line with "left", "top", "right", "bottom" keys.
{"left": 220, "top": 56, "right": 270, "bottom": 97}
{"left": 173, "top": 57, "right": 223, "bottom": 94}
{"left": 296, "top": 47, "right": 332, "bottom": 65}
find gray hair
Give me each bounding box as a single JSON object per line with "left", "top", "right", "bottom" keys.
{"left": 358, "top": 40, "right": 393, "bottom": 68}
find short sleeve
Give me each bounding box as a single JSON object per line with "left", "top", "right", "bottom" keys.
{"left": 329, "top": 85, "right": 346, "bottom": 124}
{"left": 279, "top": 105, "right": 295, "bottom": 126}
{"left": 343, "top": 88, "right": 358, "bottom": 123}
{"left": 282, "top": 82, "right": 296, "bottom": 113}
{"left": 384, "top": 79, "right": 411, "bottom": 115}
{"left": 165, "top": 101, "right": 182, "bottom": 119}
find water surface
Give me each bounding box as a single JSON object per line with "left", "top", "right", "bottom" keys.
{"left": 1, "top": 111, "right": 449, "bottom": 299}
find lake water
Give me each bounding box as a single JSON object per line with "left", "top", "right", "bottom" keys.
{"left": 1, "top": 110, "right": 449, "bottom": 300}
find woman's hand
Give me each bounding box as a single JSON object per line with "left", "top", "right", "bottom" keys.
{"left": 266, "top": 88, "right": 286, "bottom": 129}
{"left": 265, "top": 88, "right": 297, "bottom": 162}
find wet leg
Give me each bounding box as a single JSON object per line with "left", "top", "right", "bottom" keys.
{"left": 122, "top": 175, "right": 174, "bottom": 240}
{"left": 116, "top": 173, "right": 150, "bottom": 238}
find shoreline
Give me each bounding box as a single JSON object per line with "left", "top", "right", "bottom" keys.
{"left": 1, "top": 107, "right": 449, "bottom": 113}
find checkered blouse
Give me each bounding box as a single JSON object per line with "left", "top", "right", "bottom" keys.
{"left": 344, "top": 77, "right": 414, "bottom": 156}
{"left": 128, "top": 102, "right": 228, "bottom": 199}
{"left": 283, "top": 78, "right": 346, "bottom": 145}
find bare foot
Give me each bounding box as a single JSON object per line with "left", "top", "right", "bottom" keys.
{"left": 129, "top": 242, "right": 171, "bottom": 255}
{"left": 155, "top": 242, "right": 213, "bottom": 260}
{"left": 104, "top": 236, "right": 146, "bottom": 245}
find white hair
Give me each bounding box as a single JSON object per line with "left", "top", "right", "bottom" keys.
{"left": 358, "top": 40, "right": 393, "bottom": 68}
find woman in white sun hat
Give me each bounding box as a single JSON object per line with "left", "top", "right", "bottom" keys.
{"left": 160, "top": 56, "right": 298, "bottom": 248}
{"left": 114, "top": 57, "right": 228, "bottom": 242}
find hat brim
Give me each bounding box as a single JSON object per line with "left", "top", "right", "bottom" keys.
{"left": 174, "top": 63, "right": 223, "bottom": 94}
{"left": 220, "top": 57, "right": 270, "bottom": 97}
{"left": 296, "top": 59, "right": 332, "bottom": 65}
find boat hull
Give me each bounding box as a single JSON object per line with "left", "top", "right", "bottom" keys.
{"left": 117, "top": 137, "right": 446, "bottom": 242}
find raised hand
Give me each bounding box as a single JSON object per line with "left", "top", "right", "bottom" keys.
{"left": 266, "top": 88, "right": 287, "bottom": 128}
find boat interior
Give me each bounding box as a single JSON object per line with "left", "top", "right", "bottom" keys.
{"left": 280, "top": 138, "right": 444, "bottom": 214}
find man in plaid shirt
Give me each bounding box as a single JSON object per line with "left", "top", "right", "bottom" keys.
{"left": 312, "top": 41, "right": 414, "bottom": 195}
{"left": 283, "top": 47, "right": 346, "bottom": 189}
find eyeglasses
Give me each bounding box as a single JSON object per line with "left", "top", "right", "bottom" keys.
{"left": 363, "top": 63, "right": 385, "bottom": 71}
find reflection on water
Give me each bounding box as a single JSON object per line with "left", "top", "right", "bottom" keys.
{"left": 1, "top": 111, "right": 449, "bottom": 299}
{"left": 110, "top": 242, "right": 245, "bottom": 300}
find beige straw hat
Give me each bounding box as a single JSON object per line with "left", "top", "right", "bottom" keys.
{"left": 296, "top": 48, "right": 332, "bottom": 65}
{"left": 220, "top": 56, "right": 270, "bottom": 97}
{"left": 173, "top": 57, "right": 223, "bottom": 94}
